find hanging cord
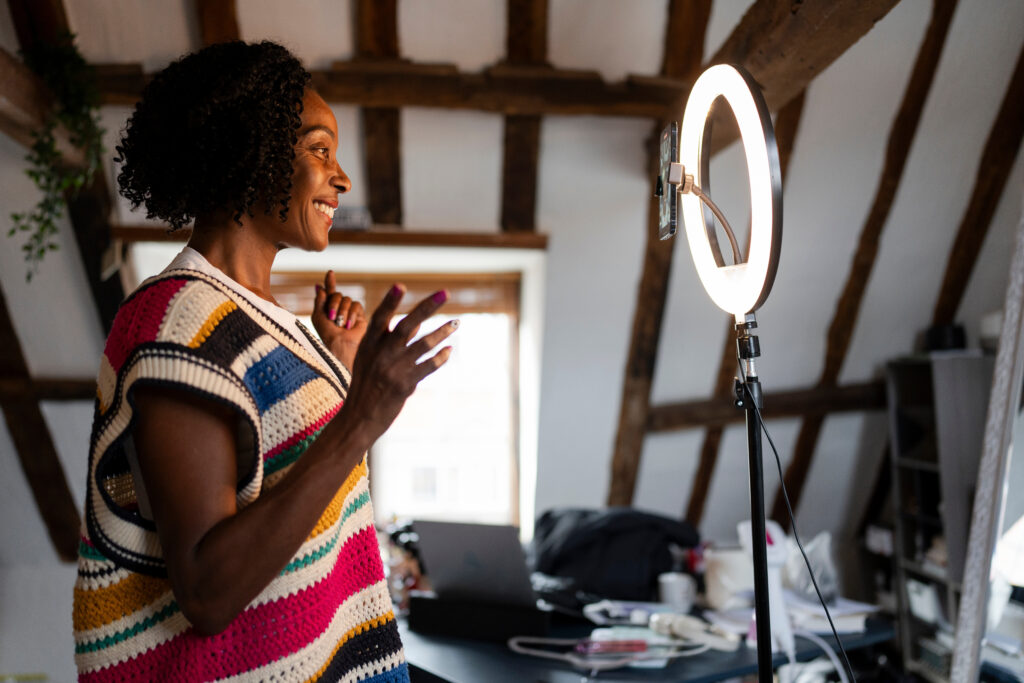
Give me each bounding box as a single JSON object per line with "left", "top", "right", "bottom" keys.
{"left": 689, "top": 182, "right": 743, "bottom": 265}
{"left": 737, "top": 361, "right": 858, "bottom": 682}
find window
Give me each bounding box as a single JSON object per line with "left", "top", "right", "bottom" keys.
{"left": 271, "top": 272, "right": 520, "bottom": 525}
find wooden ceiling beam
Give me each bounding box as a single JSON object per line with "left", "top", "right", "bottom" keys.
{"left": 355, "top": 0, "right": 402, "bottom": 226}
{"left": 0, "top": 285, "right": 80, "bottom": 561}
{"left": 932, "top": 42, "right": 1024, "bottom": 326}
{"left": 501, "top": 0, "right": 548, "bottom": 233}
{"left": 95, "top": 61, "right": 691, "bottom": 118}
{"left": 194, "top": 0, "right": 240, "bottom": 46}
{"left": 685, "top": 91, "right": 805, "bottom": 525}
{"left": 110, "top": 224, "right": 547, "bottom": 249}
{"left": 772, "top": 0, "right": 958, "bottom": 525}
{"left": 606, "top": 0, "right": 711, "bottom": 507}
{"left": 0, "top": 377, "right": 95, "bottom": 401}
{"left": 0, "top": 46, "right": 85, "bottom": 166}
{"left": 648, "top": 380, "right": 887, "bottom": 432}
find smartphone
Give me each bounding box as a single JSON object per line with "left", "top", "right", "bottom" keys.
{"left": 657, "top": 121, "right": 679, "bottom": 240}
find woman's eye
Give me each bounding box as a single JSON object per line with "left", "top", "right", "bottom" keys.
{"left": 312, "top": 146, "right": 329, "bottom": 157}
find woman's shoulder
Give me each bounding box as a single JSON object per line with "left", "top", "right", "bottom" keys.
{"left": 104, "top": 270, "right": 264, "bottom": 367}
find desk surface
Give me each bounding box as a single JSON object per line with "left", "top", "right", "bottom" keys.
{"left": 400, "top": 619, "right": 895, "bottom": 683}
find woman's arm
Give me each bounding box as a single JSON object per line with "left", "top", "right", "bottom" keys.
{"left": 133, "top": 284, "right": 456, "bottom": 635}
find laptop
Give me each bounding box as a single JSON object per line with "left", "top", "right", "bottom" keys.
{"left": 413, "top": 520, "right": 537, "bottom": 608}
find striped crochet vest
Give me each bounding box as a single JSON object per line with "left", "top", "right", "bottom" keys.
{"left": 73, "top": 270, "right": 409, "bottom": 683}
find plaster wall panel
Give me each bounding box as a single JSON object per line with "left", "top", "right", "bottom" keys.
{"left": 0, "top": 134, "right": 104, "bottom": 377}
{"left": 700, "top": 418, "right": 799, "bottom": 544}
{"left": 549, "top": 0, "right": 666, "bottom": 82}
{"left": 39, "top": 400, "right": 94, "bottom": 514}
{"left": 0, "top": 564, "right": 78, "bottom": 681}
{"left": 237, "top": 0, "right": 354, "bottom": 69}
{"left": 402, "top": 108, "right": 502, "bottom": 231}
{"left": 334, "top": 104, "right": 369, "bottom": 211}
{"left": 842, "top": 1, "right": 1024, "bottom": 383}
{"left": 533, "top": 115, "right": 649, "bottom": 514}
{"left": 634, "top": 429, "right": 703, "bottom": 520}
{"left": 745, "top": 0, "right": 926, "bottom": 391}
{"left": 957, "top": 155, "right": 1024, "bottom": 348}
{"left": 66, "top": 0, "right": 196, "bottom": 71}
{"left": 0, "top": 421, "right": 59, "bottom": 565}
{"left": 702, "top": 0, "right": 754, "bottom": 64}
{"left": 399, "top": 0, "right": 504, "bottom": 71}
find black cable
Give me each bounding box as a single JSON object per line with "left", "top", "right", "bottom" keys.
{"left": 737, "top": 364, "right": 858, "bottom": 682}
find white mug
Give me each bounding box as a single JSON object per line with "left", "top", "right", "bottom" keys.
{"left": 658, "top": 572, "right": 697, "bottom": 612}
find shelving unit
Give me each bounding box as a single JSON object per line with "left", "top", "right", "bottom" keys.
{"left": 886, "top": 353, "right": 994, "bottom": 681}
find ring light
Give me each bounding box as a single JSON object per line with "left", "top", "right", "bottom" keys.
{"left": 679, "top": 64, "right": 782, "bottom": 317}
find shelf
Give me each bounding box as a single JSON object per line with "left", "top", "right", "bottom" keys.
{"left": 901, "top": 559, "right": 952, "bottom": 586}
{"left": 907, "top": 658, "right": 949, "bottom": 683}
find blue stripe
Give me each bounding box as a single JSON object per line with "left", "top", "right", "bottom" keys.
{"left": 356, "top": 662, "right": 409, "bottom": 683}
{"left": 243, "top": 346, "right": 320, "bottom": 412}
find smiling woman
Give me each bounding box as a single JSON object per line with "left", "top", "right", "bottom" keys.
{"left": 72, "top": 41, "right": 453, "bottom": 683}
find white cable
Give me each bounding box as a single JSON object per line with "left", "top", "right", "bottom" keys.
{"left": 794, "top": 628, "right": 851, "bottom": 683}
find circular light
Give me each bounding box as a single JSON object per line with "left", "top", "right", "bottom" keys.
{"left": 679, "top": 64, "right": 782, "bottom": 316}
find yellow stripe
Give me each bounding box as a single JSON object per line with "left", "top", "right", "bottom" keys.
{"left": 304, "top": 611, "right": 395, "bottom": 683}
{"left": 187, "top": 300, "right": 237, "bottom": 348}
{"left": 73, "top": 572, "right": 173, "bottom": 632}
{"left": 308, "top": 459, "right": 367, "bottom": 540}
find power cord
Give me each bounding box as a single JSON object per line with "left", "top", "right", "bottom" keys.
{"left": 737, "top": 364, "right": 858, "bottom": 683}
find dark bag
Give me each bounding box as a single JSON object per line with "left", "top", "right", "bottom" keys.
{"left": 530, "top": 507, "right": 699, "bottom": 601}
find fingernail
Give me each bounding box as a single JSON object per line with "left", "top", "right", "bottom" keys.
{"left": 315, "top": 284, "right": 322, "bottom": 293}
{"left": 346, "top": 319, "right": 354, "bottom": 330}
{"left": 433, "top": 290, "right": 448, "bottom": 304}
{"left": 328, "top": 309, "right": 337, "bottom": 321}
{"left": 389, "top": 284, "right": 403, "bottom": 297}
{"left": 450, "top": 319, "right": 459, "bottom": 328}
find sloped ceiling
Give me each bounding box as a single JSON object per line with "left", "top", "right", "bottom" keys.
{"left": 1, "top": 0, "right": 1023, "bottom": 573}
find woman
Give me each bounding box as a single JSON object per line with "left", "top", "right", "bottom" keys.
{"left": 72, "top": 41, "right": 453, "bottom": 682}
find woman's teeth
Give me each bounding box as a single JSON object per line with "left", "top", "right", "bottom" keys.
{"left": 313, "top": 201, "right": 335, "bottom": 219}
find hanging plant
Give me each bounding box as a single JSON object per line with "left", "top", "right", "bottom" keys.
{"left": 8, "top": 32, "right": 103, "bottom": 281}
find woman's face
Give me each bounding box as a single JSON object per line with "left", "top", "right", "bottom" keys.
{"left": 256, "top": 89, "right": 351, "bottom": 251}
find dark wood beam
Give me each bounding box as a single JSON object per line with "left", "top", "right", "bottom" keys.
{"left": 648, "top": 381, "right": 887, "bottom": 432}
{"left": 96, "top": 61, "right": 691, "bottom": 118}
{"left": 711, "top": 0, "right": 901, "bottom": 117}
{"left": 0, "top": 47, "right": 84, "bottom": 165}
{"left": 606, "top": 0, "right": 711, "bottom": 507}
{"left": 0, "top": 377, "right": 95, "bottom": 401}
{"left": 111, "top": 224, "right": 548, "bottom": 249}
{"left": 194, "top": 0, "right": 240, "bottom": 46}
{"left": 354, "top": 0, "right": 402, "bottom": 226}
{"left": 932, "top": 42, "right": 1024, "bottom": 326}
{"left": 0, "top": 285, "right": 80, "bottom": 561}
{"left": 684, "top": 91, "right": 806, "bottom": 524}
{"left": 772, "top": 0, "right": 958, "bottom": 525}
{"left": 501, "top": 0, "right": 548, "bottom": 233}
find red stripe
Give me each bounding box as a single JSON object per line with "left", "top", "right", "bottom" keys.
{"left": 263, "top": 403, "right": 341, "bottom": 462}
{"left": 79, "top": 525, "right": 386, "bottom": 682}
{"left": 104, "top": 279, "right": 188, "bottom": 372}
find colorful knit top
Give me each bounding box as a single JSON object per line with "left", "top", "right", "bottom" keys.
{"left": 73, "top": 270, "right": 409, "bottom": 683}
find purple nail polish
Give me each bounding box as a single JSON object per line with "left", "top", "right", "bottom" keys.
{"left": 346, "top": 319, "right": 354, "bottom": 330}
{"left": 389, "top": 285, "right": 402, "bottom": 297}
{"left": 328, "top": 309, "right": 337, "bottom": 321}
{"left": 433, "top": 290, "right": 448, "bottom": 304}
{"left": 315, "top": 284, "right": 322, "bottom": 293}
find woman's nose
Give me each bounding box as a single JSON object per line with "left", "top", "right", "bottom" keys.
{"left": 333, "top": 164, "right": 351, "bottom": 194}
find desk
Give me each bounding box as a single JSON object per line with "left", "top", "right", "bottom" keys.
{"left": 400, "top": 619, "right": 895, "bottom": 683}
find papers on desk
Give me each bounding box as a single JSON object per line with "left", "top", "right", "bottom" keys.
{"left": 705, "top": 591, "right": 880, "bottom": 636}
{"left": 785, "top": 590, "right": 879, "bottom": 634}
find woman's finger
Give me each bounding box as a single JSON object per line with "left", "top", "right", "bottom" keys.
{"left": 325, "top": 269, "right": 337, "bottom": 293}
{"left": 412, "top": 346, "right": 453, "bottom": 382}
{"left": 347, "top": 302, "right": 365, "bottom": 330}
{"left": 366, "top": 284, "right": 405, "bottom": 340}
{"left": 405, "top": 320, "right": 459, "bottom": 359}
{"left": 336, "top": 297, "right": 353, "bottom": 327}
{"left": 325, "top": 292, "right": 342, "bottom": 322}
{"left": 393, "top": 290, "right": 448, "bottom": 341}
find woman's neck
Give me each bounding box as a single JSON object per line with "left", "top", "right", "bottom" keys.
{"left": 188, "top": 215, "right": 280, "bottom": 304}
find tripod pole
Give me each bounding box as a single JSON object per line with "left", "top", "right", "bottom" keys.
{"left": 736, "top": 314, "right": 773, "bottom": 681}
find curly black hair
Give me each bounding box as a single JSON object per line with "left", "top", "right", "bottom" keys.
{"left": 116, "top": 41, "right": 311, "bottom": 230}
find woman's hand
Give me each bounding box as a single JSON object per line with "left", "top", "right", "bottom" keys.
{"left": 312, "top": 270, "right": 368, "bottom": 370}
{"left": 339, "top": 284, "right": 458, "bottom": 445}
